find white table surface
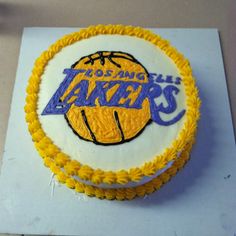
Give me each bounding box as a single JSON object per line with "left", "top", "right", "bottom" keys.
{"left": 0, "top": 28, "right": 235, "bottom": 236}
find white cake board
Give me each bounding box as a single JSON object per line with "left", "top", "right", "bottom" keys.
{"left": 0, "top": 28, "right": 235, "bottom": 236}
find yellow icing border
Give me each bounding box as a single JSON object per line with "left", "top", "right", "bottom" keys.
{"left": 51, "top": 135, "right": 194, "bottom": 200}
{"left": 25, "top": 25, "right": 200, "bottom": 190}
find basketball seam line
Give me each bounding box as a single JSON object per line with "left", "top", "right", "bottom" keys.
{"left": 114, "top": 110, "right": 125, "bottom": 142}
{"left": 81, "top": 109, "right": 97, "bottom": 143}
{"left": 84, "top": 55, "right": 139, "bottom": 67}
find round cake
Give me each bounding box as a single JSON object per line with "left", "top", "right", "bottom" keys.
{"left": 25, "top": 25, "right": 200, "bottom": 200}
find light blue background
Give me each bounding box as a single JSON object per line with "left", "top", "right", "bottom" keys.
{"left": 0, "top": 28, "right": 235, "bottom": 236}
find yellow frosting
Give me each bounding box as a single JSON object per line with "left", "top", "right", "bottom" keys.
{"left": 53, "top": 139, "right": 193, "bottom": 200}
{"left": 25, "top": 24, "right": 200, "bottom": 199}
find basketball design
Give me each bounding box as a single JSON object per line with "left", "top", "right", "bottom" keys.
{"left": 60, "top": 51, "right": 151, "bottom": 145}
{"left": 25, "top": 25, "right": 201, "bottom": 200}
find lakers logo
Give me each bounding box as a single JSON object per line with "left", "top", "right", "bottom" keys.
{"left": 42, "top": 51, "right": 185, "bottom": 145}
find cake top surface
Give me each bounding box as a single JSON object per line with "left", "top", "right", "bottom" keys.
{"left": 38, "top": 34, "right": 186, "bottom": 171}
{"left": 25, "top": 25, "right": 200, "bottom": 185}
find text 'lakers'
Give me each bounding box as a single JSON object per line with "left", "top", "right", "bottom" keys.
{"left": 42, "top": 68, "right": 185, "bottom": 126}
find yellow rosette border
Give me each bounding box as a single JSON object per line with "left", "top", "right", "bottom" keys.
{"left": 25, "top": 25, "right": 200, "bottom": 200}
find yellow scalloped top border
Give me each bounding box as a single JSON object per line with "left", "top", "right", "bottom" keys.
{"left": 25, "top": 24, "right": 201, "bottom": 187}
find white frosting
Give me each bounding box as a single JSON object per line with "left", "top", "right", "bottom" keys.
{"left": 37, "top": 35, "right": 186, "bottom": 171}
{"left": 73, "top": 160, "right": 174, "bottom": 189}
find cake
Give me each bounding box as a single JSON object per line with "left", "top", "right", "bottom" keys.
{"left": 25, "top": 25, "right": 200, "bottom": 200}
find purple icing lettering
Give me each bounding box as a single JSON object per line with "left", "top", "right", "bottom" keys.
{"left": 66, "top": 80, "right": 89, "bottom": 106}
{"left": 124, "top": 71, "right": 135, "bottom": 79}
{"left": 95, "top": 69, "right": 103, "bottom": 77}
{"left": 136, "top": 72, "right": 145, "bottom": 81}
{"left": 150, "top": 85, "right": 185, "bottom": 125}
{"left": 85, "top": 69, "right": 93, "bottom": 77}
{"left": 109, "top": 81, "right": 140, "bottom": 108}
{"left": 175, "top": 77, "right": 181, "bottom": 85}
{"left": 113, "top": 70, "right": 124, "bottom": 78}
{"left": 104, "top": 70, "right": 113, "bottom": 77}
{"left": 131, "top": 82, "right": 162, "bottom": 109}
{"left": 42, "top": 68, "right": 185, "bottom": 126}
{"left": 79, "top": 81, "right": 111, "bottom": 106}
{"left": 165, "top": 75, "right": 173, "bottom": 84}
{"left": 155, "top": 74, "right": 165, "bottom": 83}
{"left": 42, "top": 69, "right": 80, "bottom": 115}
{"left": 148, "top": 73, "right": 157, "bottom": 82}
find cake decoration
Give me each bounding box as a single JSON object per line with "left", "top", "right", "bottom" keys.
{"left": 42, "top": 51, "right": 186, "bottom": 144}
{"left": 25, "top": 25, "right": 200, "bottom": 200}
